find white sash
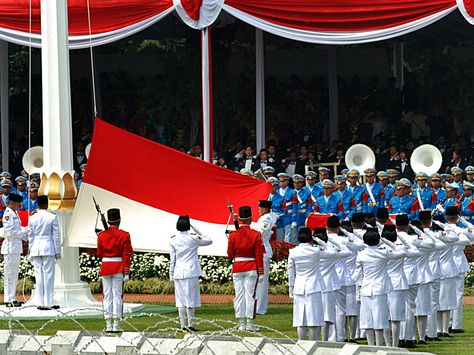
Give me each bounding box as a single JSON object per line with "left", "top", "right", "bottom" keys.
{"left": 416, "top": 188, "right": 425, "bottom": 210}
{"left": 365, "top": 183, "right": 377, "bottom": 206}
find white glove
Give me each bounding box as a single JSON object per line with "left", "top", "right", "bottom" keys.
{"left": 55, "top": 254, "right": 61, "bottom": 260}
{"left": 258, "top": 275, "right": 264, "bottom": 283}
{"left": 289, "top": 286, "right": 294, "bottom": 301}
{"left": 291, "top": 221, "right": 297, "bottom": 228}
{"left": 289, "top": 293, "right": 294, "bottom": 301}
{"left": 123, "top": 274, "right": 130, "bottom": 283}
{"left": 436, "top": 205, "right": 445, "bottom": 214}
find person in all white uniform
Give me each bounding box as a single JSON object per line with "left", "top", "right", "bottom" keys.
{"left": 316, "top": 227, "right": 351, "bottom": 341}
{"left": 1, "top": 193, "right": 27, "bottom": 307}
{"left": 382, "top": 224, "right": 418, "bottom": 347}
{"left": 355, "top": 228, "right": 406, "bottom": 346}
{"left": 329, "top": 216, "right": 366, "bottom": 342}
{"left": 169, "top": 215, "right": 212, "bottom": 331}
{"left": 443, "top": 206, "right": 474, "bottom": 334}
{"left": 288, "top": 227, "right": 338, "bottom": 340}
{"left": 27, "top": 195, "right": 61, "bottom": 310}
{"left": 396, "top": 214, "right": 433, "bottom": 348}
{"left": 255, "top": 200, "right": 278, "bottom": 315}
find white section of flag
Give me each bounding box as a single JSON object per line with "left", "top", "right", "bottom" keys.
{"left": 66, "top": 182, "right": 229, "bottom": 256}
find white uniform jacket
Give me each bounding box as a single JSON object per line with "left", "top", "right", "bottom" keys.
{"left": 411, "top": 232, "right": 436, "bottom": 284}
{"left": 449, "top": 224, "right": 474, "bottom": 274}
{"left": 328, "top": 232, "right": 366, "bottom": 286}
{"left": 397, "top": 232, "right": 433, "bottom": 285}
{"left": 356, "top": 244, "right": 406, "bottom": 297}
{"left": 288, "top": 243, "right": 340, "bottom": 295}
{"left": 1, "top": 207, "right": 27, "bottom": 255}
{"left": 319, "top": 244, "right": 351, "bottom": 293}
{"left": 424, "top": 229, "right": 449, "bottom": 281}
{"left": 387, "top": 241, "right": 419, "bottom": 291}
{"left": 169, "top": 231, "right": 212, "bottom": 280}
{"left": 436, "top": 229, "right": 462, "bottom": 279}
{"left": 28, "top": 210, "right": 60, "bottom": 257}
{"left": 256, "top": 212, "right": 278, "bottom": 259}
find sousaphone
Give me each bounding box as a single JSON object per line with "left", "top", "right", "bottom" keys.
{"left": 345, "top": 144, "right": 376, "bottom": 175}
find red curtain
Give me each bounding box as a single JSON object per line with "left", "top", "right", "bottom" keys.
{"left": 224, "top": 0, "right": 456, "bottom": 31}
{"left": 0, "top": 0, "right": 173, "bottom": 35}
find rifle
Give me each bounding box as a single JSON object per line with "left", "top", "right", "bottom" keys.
{"left": 228, "top": 198, "right": 240, "bottom": 231}
{"left": 93, "top": 197, "right": 108, "bottom": 233}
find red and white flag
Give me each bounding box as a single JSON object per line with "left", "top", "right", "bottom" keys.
{"left": 67, "top": 119, "right": 271, "bottom": 256}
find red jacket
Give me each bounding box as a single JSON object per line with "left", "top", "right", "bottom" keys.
{"left": 97, "top": 226, "right": 134, "bottom": 276}
{"left": 227, "top": 225, "right": 265, "bottom": 275}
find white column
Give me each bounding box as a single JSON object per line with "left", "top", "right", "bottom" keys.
{"left": 201, "top": 28, "right": 212, "bottom": 162}
{"left": 328, "top": 47, "right": 339, "bottom": 142}
{"left": 255, "top": 29, "right": 265, "bottom": 152}
{"left": 393, "top": 42, "right": 404, "bottom": 90}
{"left": 0, "top": 41, "right": 8, "bottom": 171}
{"left": 41, "top": 0, "right": 98, "bottom": 307}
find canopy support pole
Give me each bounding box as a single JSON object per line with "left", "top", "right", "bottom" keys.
{"left": 41, "top": 0, "right": 99, "bottom": 308}
{"left": 394, "top": 42, "right": 404, "bottom": 89}
{"left": 328, "top": 46, "right": 339, "bottom": 142}
{"left": 0, "top": 41, "right": 8, "bottom": 171}
{"left": 201, "top": 28, "right": 213, "bottom": 163}
{"left": 255, "top": 29, "right": 265, "bottom": 152}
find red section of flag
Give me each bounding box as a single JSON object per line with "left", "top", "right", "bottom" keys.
{"left": 84, "top": 119, "right": 271, "bottom": 224}
{"left": 17, "top": 211, "right": 29, "bottom": 227}
{"left": 306, "top": 213, "right": 330, "bottom": 230}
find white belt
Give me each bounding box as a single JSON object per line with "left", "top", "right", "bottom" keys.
{"left": 234, "top": 257, "right": 255, "bottom": 262}
{"left": 102, "top": 257, "right": 122, "bottom": 262}
{"left": 34, "top": 236, "right": 52, "bottom": 240}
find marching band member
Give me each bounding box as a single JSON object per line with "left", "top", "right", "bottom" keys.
{"left": 227, "top": 206, "right": 265, "bottom": 331}
{"left": 291, "top": 174, "right": 312, "bottom": 237}
{"left": 388, "top": 179, "right": 419, "bottom": 221}
{"left": 169, "top": 215, "right": 212, "bottom": 332}
{"left": 313, "top": 180, "right": 343, "bottom": 215}
{"left": 450, "top": 167, "right": 464, "bottom": 195}
{"left": 347, "top": 169, "right": 364, "bottom": 213}
{"left": 97, "top": 208, "right": 133, "bottom": 332}
{"left": 460, "top": 182, "right": 474, "bottom": 220}
{"left": 305, "top": 171, "right": 322, "bottom": 199}
{"left": 335, "top": 175, "right": 356, "bottom": 221}
{"left": 255, "top": 200, "right": 278, "bottom": 315}
{"left": 431, "top": 173, "right": 447, "bottom": 205}
{"left": 267, "top": 177, "right": 286, "bottom": 240}
{"left": 361, "top": 168, "right": 385, "bottom": 216}
{"left": 413, "top": 172, "right": 437, "bottom": 211}
{"left": 277, "top": 173, "right": 295, "bottom": 243}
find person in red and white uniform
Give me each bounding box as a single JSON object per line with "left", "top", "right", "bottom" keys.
{"left": 169, "top": 215, "right": 213, "bottom": 332}
{"left": 227, "top": 206, "right": 265, "bottom": 331}
{"left": 97, "top": 208, "right": 133, "bottom": 332}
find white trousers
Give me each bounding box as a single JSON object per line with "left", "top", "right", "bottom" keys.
{"left": 31, "top": 256, "right": 55, "bottom": 307}
{"left": 427, "top": 280, "right": 440, "bottom": 337}
{"left": 102, "top": 273, "right": 124, "bottom": 320}
{"left": 402, "top": 284, "right": 418, "bottom": 341}
{"left": 256, "top": 257, "right": 270, "bottom": 314}
{"left": 284, "top": 225, "right": 293, "bottom": 243}
{"left": 335, "top": 286, "right": 348, "bottom": 341}
{"left": 452, "top": 273, "right": 465, "bottom": 330}
{"left": 3, "top": 253, "right": 21, "bottom": 303}
{"left": 233, "top": 270, "right": 258, "bottom": 319}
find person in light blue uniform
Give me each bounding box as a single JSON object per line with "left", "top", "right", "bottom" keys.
{"left": 377, "top": 171, "right": 391, "bottom": 207}
{"left": 346, "top": 169, "right": 363, "bottom": 213}
{"left": 387, "top": 178, "right": 419, "bottom": 220}
{"left": 278, "top": 173, "right": 296, "bottom": 243}
{"left": 313, "top": 179, "right": 343, "bottom": 215}
{"left": 335, "top": 175, "right": 355, "bottom": 221}
{"left": 430, "top": 173, "right": 446, "bottom": 205}
{"left": 291, "top": 174, "right": 312, "bottom": 241}
{"left": 315, "top": 167, "right": 331, "bottom": 191}
{"left": 413, "top": 172, "right": 436, "bottom": 211}
{"left": 386, "top": 169, "right": 400, "bottom": 196}
{"left": 305, "top": 171, "right": 322, "bottom": 201}
{"left": 267, "top": 177, "right": 287, "bottom": 240}
{"left": 460, "top": 181, "right": 474, "bottom": 220}
{"left": 466, "top": 166, "right": 474, "bottom": 184}
{"left": 22, "top": 182, "right": 39, "bottom": 212}
{"left": 0, "top": 179, "right": 12, "bottom": 221}
{"left": 440, "top": 174, "right": 451, "bottom": 184}
{"left": 361, "top": 168, "right": 385, "bottom": 216}
{"left": 451, "top": 167, "right": 464, "bottom": 195}
{"left": 0, "top": 173, "right": 16, "bottom": 193}
{"left": 262, "top": 166, "right": 276, "bottom": 180}
{"left": 15, "top": 176, "right": 28, "bottom": 201}
{"left": 437, "top": 182, "right": 461, "bottom": 215}
{"left": 77, "top": 163, "right": 87, "bottom": 188}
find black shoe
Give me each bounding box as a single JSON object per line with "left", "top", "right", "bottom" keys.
{"left": 51, "top": 305, "right": 60, "bottom": 310}
{"left": 37, "top": 306, "right": 44, "bottom": 310}
{"left": 417, "top": 340, "right": 427, "bottom": 345}
{"left": 404, "top": 340, "right": 417, "bottom": 348}
{"left": 426, "top": 336, "right": 441, "bottom": 341}
{"left": 348, "top": 339, "right": 358, "bottom": 344}
{"left": 399, "top": 340, "right": 406, "bottom": 347}
{"left": 11, "top": 301, "right": 22, "bottom": 307}
{"left": 441, "top": 333, "right": 452, "bottom": 338}
{"left": 437, "top": 332, "right": 443, "bottom": 338}
{"left": 187, "top": 326, "right": 198, "bottom": 332}
{"left": 451, "top": 329, "right": 465, "bottom": 334}
{"left": 181, "top": 327, "right": 189, "bottom": 332}
{"left": 5, "top": 302, "right": 14, "bottom": 308}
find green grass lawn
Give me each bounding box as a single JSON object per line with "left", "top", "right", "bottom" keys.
{"left": 1, "top": 304, "right": 473, "bottom": 354}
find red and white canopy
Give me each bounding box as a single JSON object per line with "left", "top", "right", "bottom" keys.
{"left": 0, "top": 0, "right": 472, "bottom": 48}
